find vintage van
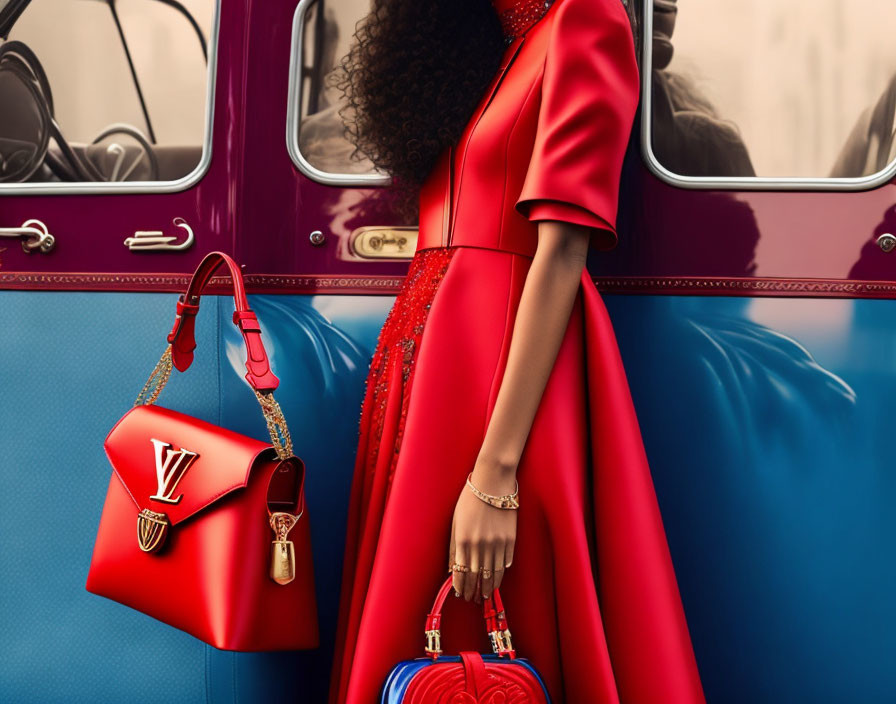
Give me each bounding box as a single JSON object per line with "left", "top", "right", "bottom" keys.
{"left": 2, "top": 0, "right": 895, "bottom": 701}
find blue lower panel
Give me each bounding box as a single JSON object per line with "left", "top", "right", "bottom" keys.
{"left": 2, "top": 291, "right": 895, "bottom": 702}
{"left": 605, "top": 295, "right": 896, "bottom": 704}
{"left": 0, "top": 292, "right": 390, "bottom": 704}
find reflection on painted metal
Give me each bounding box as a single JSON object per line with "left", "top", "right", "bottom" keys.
{"left": 607, "top": 293, "right": 896, "bottom": 703}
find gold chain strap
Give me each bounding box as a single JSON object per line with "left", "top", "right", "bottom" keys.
{"left": 253, "top": 389, "right": 294, "bottom": 460}
{"left": 134, "top": 346, "right": 174, "bottom": 407}
{"left": 134, "top": 345, "right": 295, "bottom": 461}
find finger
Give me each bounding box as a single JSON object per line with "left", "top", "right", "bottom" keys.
{"left": 464, "top": 540, "right": 481, "bottom": 602}
{"left": 503, "top": 538, "right": 515, "bottom": 570}
{"left": 453, "top": 538, "right": 470, "bottom": 598}
{"left": 448, "top": 521, "right": 456, "bottom": 574}
{"left": 493, "top": 562, "right": 505, "bottom": 593}
{"left": 480, "top": 542, "right": 498, "bottom": 601}
{"left": 490, "top": 541, "right": 506, "bottom": 595}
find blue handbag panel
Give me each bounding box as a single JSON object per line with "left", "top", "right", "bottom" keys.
{"left": 380, "top": 656, "right": 551, "bottom": 703}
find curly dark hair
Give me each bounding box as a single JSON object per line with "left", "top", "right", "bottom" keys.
{"left": 329, "top": 0, "right": 640, "bottom": 223}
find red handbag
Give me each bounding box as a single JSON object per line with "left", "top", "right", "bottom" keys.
{"left": 380, "top": 576, "right": 552, "bottom": 703}
{"left": 85, "top": 251, "right": 319, "bottom": 651}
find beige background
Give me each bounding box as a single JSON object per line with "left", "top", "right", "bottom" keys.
{"left": 9, "top": 0, "right": 213, "bottom": 147}
{"left": 667, "top": 0, "right": 896, "bottom": 177}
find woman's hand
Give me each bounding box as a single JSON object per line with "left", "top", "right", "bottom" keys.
{"left": 448, "top": 455, "right": 518, "bottom": 602}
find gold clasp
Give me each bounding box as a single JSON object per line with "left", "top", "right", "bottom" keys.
{"left": 269, "top": 512, "right": 299, "bottom": 585}
{"left": 137, "top": 508, "right": 170, "bottom": 552}
{"left": 424, "top": 628, "right": 442, "bottom": 657}
{"left": 489, "top": 628, "right": 514, "bottom": 656}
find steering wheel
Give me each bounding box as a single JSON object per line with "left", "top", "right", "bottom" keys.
{"left": 0, "top": 39, "right": 160, "bottom": 183}
{"left": 89, "top": 123, "right": 160, "bottom": 181}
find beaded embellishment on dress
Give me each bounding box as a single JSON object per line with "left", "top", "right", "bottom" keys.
{"left": 361, "top": 247, "right": 457, "bottom": 485}
{"left": 497, "top": 0, "right": 556, "bottom": 41}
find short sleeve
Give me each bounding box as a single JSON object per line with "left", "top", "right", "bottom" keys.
{"left": 514, "top": 0, "right": 640, "bottom": 251}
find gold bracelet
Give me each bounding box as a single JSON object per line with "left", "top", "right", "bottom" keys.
{"left": 466, "top": 472, "right": 520, "bottom": 509}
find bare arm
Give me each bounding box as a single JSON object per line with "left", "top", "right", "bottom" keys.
{"left": 449, "top": 219, "right": 592, "bottom": 601}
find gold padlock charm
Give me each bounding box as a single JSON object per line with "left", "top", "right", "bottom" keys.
{"left": 270, "top": 539, "right": 296, "bottom": 585}
{"left": 268, "top": 511, "right": 299, "bottom": 585}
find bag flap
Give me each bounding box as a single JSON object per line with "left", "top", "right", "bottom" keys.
{"left": 104, "top": 404, "right": 274, "bottom": 526}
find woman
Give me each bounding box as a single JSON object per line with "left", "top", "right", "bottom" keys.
{"left": 327, "top": 0, "right": 706, "bottom": 702}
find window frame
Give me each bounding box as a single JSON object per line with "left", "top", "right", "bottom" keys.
{"left": 0, "top": 0, "right": 221, "bottom": 195}
{"left": 285, "top": 0, "right": 391, "bottom": 186}
{"left": 639, "top": 0, "right": 896, "bottom": 191}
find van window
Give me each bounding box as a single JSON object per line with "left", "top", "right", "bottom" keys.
{"left": 0, "top": 0, "right": 216, "bottom": 192}
{"left": 287, "top": 0, "right": 389, "bottom": 185}
{"left": 646, "top": 0, "right": 896, "bottom": 189}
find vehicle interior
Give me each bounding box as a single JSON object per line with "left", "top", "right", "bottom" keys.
{"left": 0, "top": 0, "right": 211, "bottom": 184}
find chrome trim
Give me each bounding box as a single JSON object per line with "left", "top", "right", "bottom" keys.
{"left": 285, "top": 0, "right": 391, "bottom": 186}
{"left": 13, "top": 270, "right": 896, "bottom": 299}
{"left": 0, "top": 219, "right": 55, "bottom": 252}
{"left": 0, "top": 0, "right": 221, "bottom": 195}
{"left": 0, "top": 271, "right": 408, "bottom": 293}
{"left": 639, "top": 0, "right": 896, "bottom": 191}
{"left": 124, "top": 217, "right": 195, "bottom": 251}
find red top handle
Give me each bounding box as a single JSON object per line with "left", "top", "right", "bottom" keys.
{"left": 423, "top": 576, "right": 516, "bottom": 660}
{"left": 166, "top": 251, "right": 279, "bottom": 393}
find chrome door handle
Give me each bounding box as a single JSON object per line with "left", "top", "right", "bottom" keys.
{"left": 124, "top": 217, "right": 195, "bottom": 251}
{"left": 0, "top": 219, "right": 56, "bottom": 253}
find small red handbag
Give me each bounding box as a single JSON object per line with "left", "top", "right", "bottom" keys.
{"left": 380, "top": 576, "right": 552, "bottom": 703}
{"left": 85, "top": 251, "right": 318, "bottom": 651}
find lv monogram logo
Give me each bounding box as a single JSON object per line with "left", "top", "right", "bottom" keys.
{"left": 149, "top": 438, "right": 198, "bottom": 504}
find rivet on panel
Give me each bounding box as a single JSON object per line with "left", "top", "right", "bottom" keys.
{"left": 877, "top": 233, "right": 896, "bottom": 253}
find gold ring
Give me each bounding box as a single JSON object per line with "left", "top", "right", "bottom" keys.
{"left": 451, "top": 562, "right": 470, "bottom": 573}
{"left": 481, "top": 568, "right": 493, "bottom": 579}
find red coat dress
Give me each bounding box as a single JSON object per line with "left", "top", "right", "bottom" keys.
{"left": 329, "top": 0, "right": 706, "bottom": 702}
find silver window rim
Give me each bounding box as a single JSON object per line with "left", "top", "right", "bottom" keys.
{"left": 640, "top": 0, "right": 896, "bottom": 191}
{"left": 286, "top": 0, "right": 391, "bottom": 186}
{"left": 0, "top": 0, "right": 221, "bottom": 195}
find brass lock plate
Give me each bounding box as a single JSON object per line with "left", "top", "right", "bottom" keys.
{"left": 350, "top": 226, "right": 418, "bottom": 260}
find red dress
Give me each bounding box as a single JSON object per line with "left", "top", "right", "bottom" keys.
{"left": 329, "top": 0, "right": 706, "bottom": 702}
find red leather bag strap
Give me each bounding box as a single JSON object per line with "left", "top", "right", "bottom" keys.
{"left": 483, "top": 585, "right": 515, "bottom": 659}
{"left": 134, "top": 251, "right": 294, "bottom": 460}
{"left": 423, "top": 576, "right": 517, "bottom": 660}
{"left": 165, "top": 250, "right": 279, "bottom": 392}
{"left": 460, "top": 651, "right": 486, "bottom": 695}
